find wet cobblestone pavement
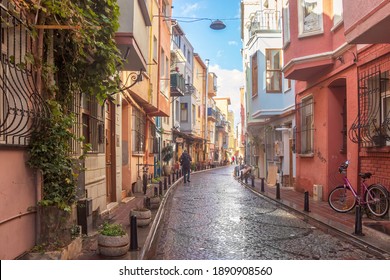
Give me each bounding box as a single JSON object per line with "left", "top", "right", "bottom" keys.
{"left": 154, "top": 166, "right": 381, "bottom": 260}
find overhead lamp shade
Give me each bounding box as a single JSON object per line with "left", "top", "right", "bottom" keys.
{"left": 210, "top": 19, "right": 226, "bottom": 30}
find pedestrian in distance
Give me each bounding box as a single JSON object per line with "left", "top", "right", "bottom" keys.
{"left": 179, "top": 150, "right": 192, "bottom": 183}
{"left": 231, "top": 155, "right": 235, "bottom": 165}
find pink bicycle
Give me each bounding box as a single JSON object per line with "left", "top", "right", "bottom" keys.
{"left": 328, "top": 161, "right": 389, "bottom": 217}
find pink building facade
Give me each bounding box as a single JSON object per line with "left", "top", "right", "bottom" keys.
{"left": 283, "top": 0, "right": 390, "bottom": 205}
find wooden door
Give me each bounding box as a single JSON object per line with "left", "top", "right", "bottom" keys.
{"left": 105, "top": 101, "right": 116, "bottom": 203}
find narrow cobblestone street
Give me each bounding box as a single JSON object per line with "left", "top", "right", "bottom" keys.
{"left": 153, "top": 166, "right": 381, "bottom": 260}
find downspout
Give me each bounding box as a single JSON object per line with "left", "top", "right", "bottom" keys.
{"left": 144, "top": 0, "right": 156, "bottom": 165}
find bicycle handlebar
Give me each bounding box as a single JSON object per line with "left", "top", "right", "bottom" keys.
{"left": 338, "top": 160, "right": 349, "bottom": 173}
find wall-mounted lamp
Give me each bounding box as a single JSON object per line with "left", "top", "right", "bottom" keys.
{"left": 336, "top": 56, "right": 345, "bottom": 64}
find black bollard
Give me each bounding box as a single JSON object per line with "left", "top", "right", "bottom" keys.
{"left": 159, "top": 181, "right": 163, "bottom": 196}
{"left": 172, "top": 172, "right": 175, "bottom": 182}
{"left": 176, "top": 170, "right": 179, "bottom": 179}
{"left": 168, "top": 174, "right": 171, "bottom": 186}
{"left": 261, "top": 178, "right": 265, "bottom": 192}
{"left": 164, "top": 177, "right": 168, "bottom": 190}
{"left": 154, "top": 186, "right": 158, "bottom": 197}
{"left": 240, "top": 171, "right": 243, "bottom": 182}
{"left": 245, "top": 174, "right": 248, "bottom": 184}
{"left": 144, "top": 197, "right": 151, "bottom": 209}
{"left": 304, "top": 191, "right": 310, "bottom": 212}
{"left": 276, "top": 183, "right": 280, "bottom": 200}
{"left": 129, "top": 215, "right": 138, "bottom": 250}
{"left": 251, "top": 175, "right": 255, "bottom": 188}
{"left": 354, "top": 205, "right": 364, "bottom": 236}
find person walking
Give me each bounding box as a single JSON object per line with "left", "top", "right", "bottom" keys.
{"left": 179, "top": 150, "right": 192, "bottom": 183}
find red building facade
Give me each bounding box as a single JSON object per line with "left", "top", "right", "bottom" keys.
{"left": 283, "top": 0, "right": 390, "bottom": 202}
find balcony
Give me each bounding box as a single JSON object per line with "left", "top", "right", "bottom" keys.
{"left": 170, "top": 73, "right": 185, "bottom": 97}
{"left": 207, "top": 107, "right": 217, "bottom": 121}
{"left": 216, "top": 120, "right": 226, "bottom": 128}
{"left": 248, "top": 9, "right": 281, "bottom": 36}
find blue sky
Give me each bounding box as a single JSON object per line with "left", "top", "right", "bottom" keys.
{"left": 172, "top": 0, "right": 242, "bottom": 70}
{"left": 172, "top": 0, "right": 244, "bottom": 125}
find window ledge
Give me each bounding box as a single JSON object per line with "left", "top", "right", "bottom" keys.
{"left": 299, "top": 153, "right": 314, "bottom": 158}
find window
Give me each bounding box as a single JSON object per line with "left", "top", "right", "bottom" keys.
{"left": 187, "top": 50, "right": 191, "bottom": 65}
{"left": 160, "top": 49, "right": 165, "bottom": 77}
{"left": 153, "top": 36, "right": 158, "bottom": 61}
{"left": 82, "top": 94, "right": 105, "bottom": 154}
{"left": 333, "top": 0, "right": 343, "bottom": 26}
{"left": 251, "top": 52, "right": 258, "bottom": 97}
{"left": 180, "top": 103, "right": 188, "bottom": 122}
{"left": 192, "top": 104, "right": 196, "bottom": 125}
{"left": 175, "top": 100, "right": 180, "bottom": 122}
{"left": 266, "top": 49, "right": 282, "bottom": 93}
{"left": 173, "top": 31, "right": 181, "bottom": 48}
{"left": 299, "top": 96, "right": 314, "bottom": 154}
{"left": 282, "top": 0, "right": 290, "bottom": 45}
{"left": 298, "top": 0, "right": 323, "bottom": 37}
{"left": 284, "top": 78, "right": 291, "bottom": 92}
{"left": 351, "top": 65, "right": 390, "bottom": 147}
{"left": 149, "top": 124, "right": 158, "bottom": 154}
{"left": 132, "top": 107, "right": 146, "bottom": 154}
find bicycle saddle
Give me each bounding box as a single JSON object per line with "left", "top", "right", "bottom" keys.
{"left": 359, "top": 172, "right": 372, "bottom": 179}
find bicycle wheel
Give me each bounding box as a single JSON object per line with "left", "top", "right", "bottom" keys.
{"left": 365, "top": 184, "right": 389, "bottom": 217}
{"left": 328, "top": 186, "right": 356, "bottom": 213}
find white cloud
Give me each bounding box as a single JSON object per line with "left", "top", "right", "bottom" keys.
{"left": 216, "top": 50, "right": 224, "bottom": 58}
{"left": 209, "top": 64, "right": 244, "bottom": 125}
{"left": 228, "top": 41, "right": 238, "bottom": 46}
{"left": 180, "top": 3, "right": 200, "bottom": 16}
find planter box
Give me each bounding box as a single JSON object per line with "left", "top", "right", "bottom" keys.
{"left": 98, "top": 234, "right": 129, "bottom": 257}
{"left": 130, "top": 209, "right": 152, "bottom": 227}
{"left": 22, "top": 237, "right": 82, "bottom": 260}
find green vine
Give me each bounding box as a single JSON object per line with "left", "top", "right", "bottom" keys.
{"left": 21, "top": 0, "right": 123, "bottom": 209}
{"left": 28, "top": 101, "right": 90, "bottom": 211}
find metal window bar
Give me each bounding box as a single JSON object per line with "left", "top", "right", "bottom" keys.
{"left": 295, "top": 98, "right": 315, "bottom": 154}
{"left": 349, "top": 60, "right": 390, "bottom": 147}
{"left": 132, "top": 107, "right": 145, "bottom": 154}
{"left": 82, "top": 94, "right": 104, "bottom": 154}
{"left": 0, "top": 3, "right": 48, "bottom": 146}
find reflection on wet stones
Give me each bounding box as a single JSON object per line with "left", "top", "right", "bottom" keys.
{"left": 154, "top": 166, "right": 380, "bottom": 260}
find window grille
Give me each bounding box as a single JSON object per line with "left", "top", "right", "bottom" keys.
{"left": 0, "top": 3, "right": 48, "bottom": 146}
{"left": 295, "top": 97, "right": 314, "bottom": 154}
{"left": 349, "top": 60, "right": 390, "bottom": 147}
{"left": 82, "top": 94, "right": 104, "bottom": 154}
{"left": 132, "top": 107, "right": 145, "bottom": 155}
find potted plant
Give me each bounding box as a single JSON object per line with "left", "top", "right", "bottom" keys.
{"left": 371, "top": 120, "right": 389, "bottom": 146}
{"left": 98, "top": 222, "right": 129, "bottom": 257}
{"left": 161, "top": 145, "right": 174, "bottom": 175}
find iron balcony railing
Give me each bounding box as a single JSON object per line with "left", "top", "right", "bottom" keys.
{"left": 248, "top": 9, "right": 281, "bottom": 35}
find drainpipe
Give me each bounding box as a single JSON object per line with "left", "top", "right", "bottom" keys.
{"left": 204, "top": 59, "right": 209, "bottom": 161}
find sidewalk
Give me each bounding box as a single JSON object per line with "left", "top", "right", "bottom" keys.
{"left": 76, "top": 171, "right": 186, "bottom": 260}
{"left": 235, "top": 170, "right": 390, "bottom": 258}
{"left": 76, "top": 166, "right": 390, "bottom": 260}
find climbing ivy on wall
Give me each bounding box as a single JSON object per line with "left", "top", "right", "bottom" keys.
{"left": 18, "top": 0, "right": 123, "bottom": 209}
